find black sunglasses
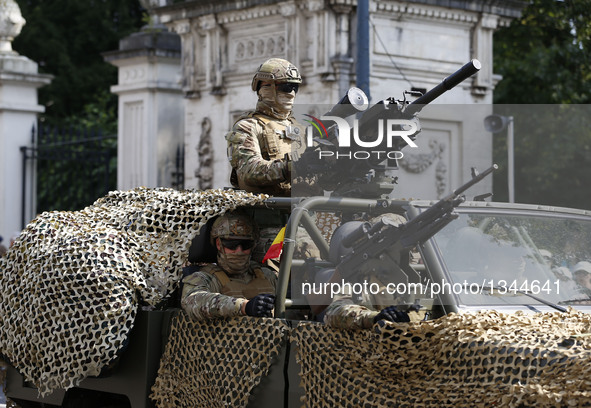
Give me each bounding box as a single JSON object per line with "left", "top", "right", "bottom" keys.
{"left": 276, "top": 83, "right": 299, "bottom": 94}
{"left": 220, "top": 239, "right": 255, "bottom": 250}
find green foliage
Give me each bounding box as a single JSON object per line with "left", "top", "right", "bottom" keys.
{"left": 493, "top": 0, "right": 591, "bottom": 210}
{"left": 63, "top": 89, "right": 119, "bottom": 134}
{"left": 35, "top": 123, "right": 117, "bottom": 213}
{"left": 13, "top": 0, "right": 144, "bottom": 127}
{"left": 12, "top": 0, "right": 144, "bottom": 211}
{"left": 34, "top": 89, "right": 119, "bottom": 212}
{"left": 494, "top": 0, "right": 591, "bottom": 104}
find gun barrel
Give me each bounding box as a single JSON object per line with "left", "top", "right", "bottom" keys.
{"left": 405, "top": 59, "right": 481, "bottom": 115}
{"left": 335, "top": 164, "right": 496, "bottom": 281}
{"left": 452, "top": 164, "right": 498, "bottom": 197}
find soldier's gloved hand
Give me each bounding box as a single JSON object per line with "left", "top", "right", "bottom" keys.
{"left": 244, "top": 294, "right": 275, "bottom": 317}
{"left": 373, "top": 306, "right": 410, "bottom": 324}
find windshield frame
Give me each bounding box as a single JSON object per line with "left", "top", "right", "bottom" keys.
{"left": 412, "top": 202, "right": 591, "bottom": 313}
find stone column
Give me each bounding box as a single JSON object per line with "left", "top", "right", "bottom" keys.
{"left": 197, "top": 14, "right": 226, "bottom": 95}
{"left": 330, "top": 2, "right": 354, "bottom": 97}
{"left": 472, "top": 13, "right": 499, "bottom": 102}
{"left": 279, "top": 2, "right": 298, "bottom": 64}
{"left": 103, "top": 25, "right": 184, "bottom": 190}
{"left": 0, "top": 0, "right": 52, "bottom": 241}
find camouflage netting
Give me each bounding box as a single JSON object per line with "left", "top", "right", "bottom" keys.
{"left": 149, "top": 309, "right": 591, "bottom": 408}
{"left": 150, "top": 313, "right": 289, "bottom": 407}
{"left": 5, "top": 187, "right": 591, "bottom": 407}
{"left": 0, "top": 188, "right": 267, "bottom": 396}
{"left": 293, "top": 309, "right": 591, "bottom": 408}
{"left": 314, "top": 211, "right": 341, "bottom": 243}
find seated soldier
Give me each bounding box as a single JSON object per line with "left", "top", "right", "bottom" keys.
{"left": 323, "top": 273, "right": 411, "bottom": 330}
{"left": 322, "top": 213, "right": 413, "bottom": 330}
{"left": 225, "top": 58, "right": 302, "bottom": 197}
{"left": 181, "top": 211, "right": 278, "bottom": 320}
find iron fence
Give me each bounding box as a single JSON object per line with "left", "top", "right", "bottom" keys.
{"left": 21, "top": 124, "right": 117, "bottom": 225}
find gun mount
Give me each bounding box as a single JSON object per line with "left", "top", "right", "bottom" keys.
{"left": 296, "top": 59, "right": 482, "bottom": 198}
{"left": 332, "top": 164, "right": 497, "bottom": 297}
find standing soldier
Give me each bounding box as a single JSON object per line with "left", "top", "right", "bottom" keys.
{"left": 226, "top": 58, "right": 304, "bottom": 197}
{"left": 181, "top": 211, "right": 277, "bottom": 320}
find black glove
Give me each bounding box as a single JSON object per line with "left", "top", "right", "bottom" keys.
{"left": 292, "top": 143, "right": 335, "bottom": 179}
{"left": 373, "top": 305, "right": 410, "bottom": 324}
{"left": 244, "top": 294, "right": 275, "bottom": 317}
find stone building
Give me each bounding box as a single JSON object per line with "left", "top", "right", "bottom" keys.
{"left": 0, "top": 0, "right": 52, "bottom": 244}
{"left": 109, "top": 0, "right": 525, "bottom": 199}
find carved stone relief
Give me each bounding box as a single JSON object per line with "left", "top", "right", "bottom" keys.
{"left": 233, "top": 34, "right": 286, "bottom": 64}
{"left": 399, "top": 139, "right": 447, "bottom": 198}
{"left": 121, "top": 67, "right": 146, "bottom": 84}
{"left": 0, "top": 0, "right": 25, "bottom": 53}
{"left": 195, "top": 117, "right": 213, "bottom": 190}
{"left": 174, "top": 20, "right": 199, "bottom": 97}
{"left": 303, "top": 0, "right": 325, "bottom": 12}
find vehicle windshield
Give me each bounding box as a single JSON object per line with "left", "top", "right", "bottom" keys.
{"left": 432, "top": 211, "right": 591, "bottom": 307}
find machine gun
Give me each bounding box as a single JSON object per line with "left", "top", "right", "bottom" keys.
{"left": 333, "top": 164, "right": 497, "bottom": 287}
{"left": 295, "top": 59, "right": 482, "bottom": 198}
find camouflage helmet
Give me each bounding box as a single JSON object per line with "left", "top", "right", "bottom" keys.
{"left": 251, "top": 58, "right": 302, "bottom": 92}
{"left": 210, "top": 211, "right": 259, "bottom": 244}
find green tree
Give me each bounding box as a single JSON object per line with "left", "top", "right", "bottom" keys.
{"left": 35, "top": 92, "right": 119, "bottom": 213}
{"left": 493, "top": 0, "right": 591, "bottom": 209}
{"left": 13, "top": 0, "right": 144, "bottom": 126}
{"left": 13, "top": 0, "right": 144, "bottom": 212}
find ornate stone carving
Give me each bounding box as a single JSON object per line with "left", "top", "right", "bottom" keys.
{"left": 376, "top": 2, "right": 478, "bottom": 24}
{"left": 171, "top": 20, "right": 191, "bottom": 35}
{"left": 139, "top": 0, "right": 171, "bottom": 27}
{"left": 198, "top": 14, "right": 216, "bottom": 31}
{"left": 279, "top": 2, "right": 297, "bottom": 17}
{"left": 138, "top": 0, "right": 166, "bottom": 10}
{"left": 233, "top": 34, "right": 286, "bottom": 62}
{"left": 217, "top": 5, "right": 280, "bottom": 24}
{"left": 121, "top": 67, "right": 146, "bottom": 83}
{"left": 435, "top": 159, "right": 447, "bottom": 199}
{"left": 303, "top": 0, "right": 325, "bottom": 12}
{"left": 0, "top": 0, "right": 26, "bottom": 54}
{"left": 178, "top": 23, "right": 199, "bottom": 98}
{"left": 472, "top": 13, "right": 499, "bottom": 94}
{"left": 329, "top": 0, "right": 356, "bottom": 7}
{"left": 399, "top": 140, "right": 447, "bottom": 198}
{"left": 195, "top": 117, "right": 213, "bottom": 190}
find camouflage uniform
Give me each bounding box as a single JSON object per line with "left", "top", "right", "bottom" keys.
{"left": 181, "top": 261, "right": 277, "bottom": 320}
{"left": 226, "top": 58, "right": 305, "bottom": 197}
{"left": 226, "top": 102, "right": 305, "bottom": 196}
{"left": 181, "top": 211, "right": 277, "bottom": 320}
{"left": 323, "top": 276, "right": 396, "bottom": 330}
{"left": 323, "top": 213, "right": 420, "bottom": 329}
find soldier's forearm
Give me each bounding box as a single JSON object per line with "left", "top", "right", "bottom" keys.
{"left": 323, "top": 300, "right": 379, "bottom": 330}
{"left": 239, "top": 159, "right": 288, "bottom": 185}
{"left": 181, "top": 291, "right": 245, "bottom": 320}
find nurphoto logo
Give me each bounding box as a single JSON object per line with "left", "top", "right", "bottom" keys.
{"left": 304, "top": 115, "right": 419, "bottom": 160}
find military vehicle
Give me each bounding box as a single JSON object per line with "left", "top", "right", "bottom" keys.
{"left": 3, "top": 60, "right": 591, "bottom": 408}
